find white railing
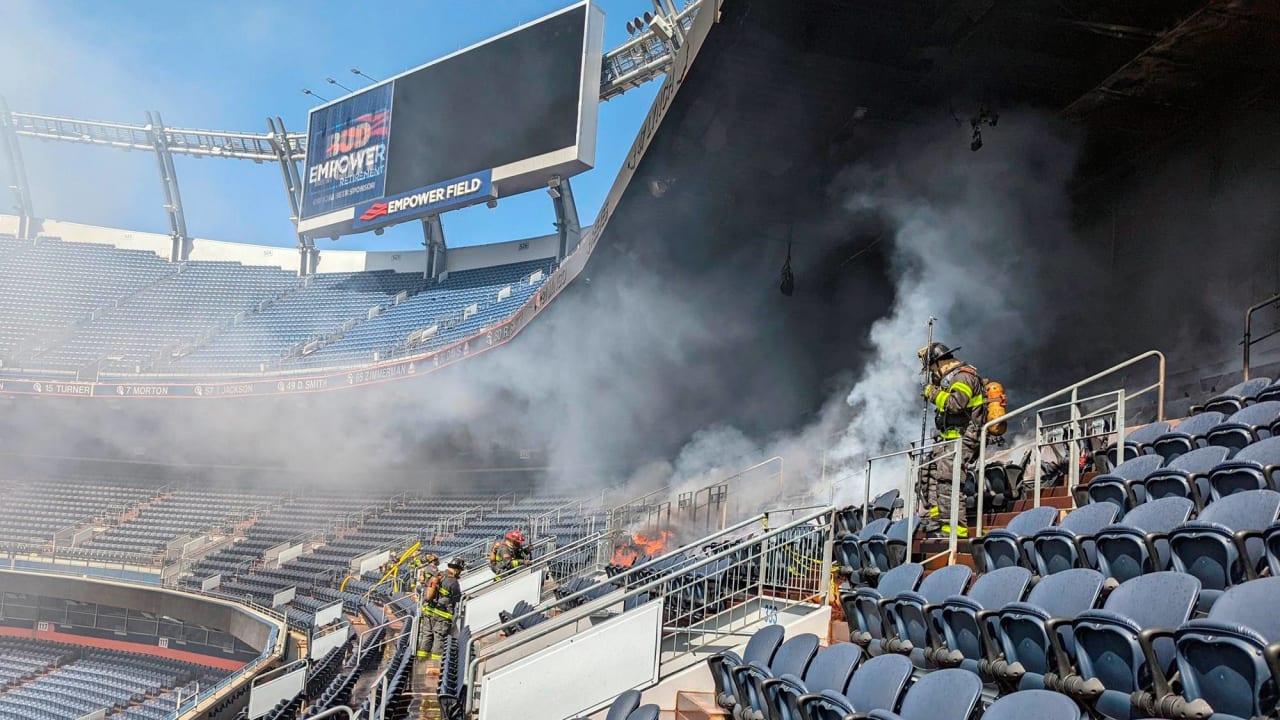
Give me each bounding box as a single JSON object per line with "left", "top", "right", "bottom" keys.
{"left": 972, "top": 350, "right": 1165, "bottom": 536}
{"left": 464, "top": 505, "right": 835, "bottom": 714}
{"left": 863, "top": 439, "right": 964, "bottom": 558}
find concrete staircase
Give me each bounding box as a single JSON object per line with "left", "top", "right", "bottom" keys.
{"left": 413, "top": 659, "right": 443, "bottom": 719}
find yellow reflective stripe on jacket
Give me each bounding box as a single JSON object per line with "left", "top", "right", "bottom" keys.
{"left": 934, "top": 389, "right": 950, "bottom": 412}
{"left": 939, "top": 428, "right": 962, "bottom": 439}
{"left": 941, "top": 525, "right": 969, "bottom": 538}
{"left": 423, "top": 606, "right": 454, "bottom": 619}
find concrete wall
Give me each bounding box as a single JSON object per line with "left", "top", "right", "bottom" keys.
{"left": 447, "top": 233, "right": 559, "bottom": 273}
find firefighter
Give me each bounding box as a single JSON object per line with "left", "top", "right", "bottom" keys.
{"left": 918, "top": 342, "right": 986, "bottom": 538}
{"left": 416, "top": 553, "right": 440, "bottom": 596}
{"left": 418, "top": 558, "right": 464, "bottom": 661}
{"left": 489, "top": 529, "right": 529, "bottom": 578}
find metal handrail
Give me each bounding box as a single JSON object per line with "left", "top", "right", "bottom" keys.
{"left": 863, "top": 438, "right": 963, "bottom": 559}
{"left": 464, "top": 505, "right": 834, "bottom": 714}
{"left": 973, "top": 350, "right": 1165, "bottom": 536}
{"left": 1244, "top": 292, "right": 1280, "bottom": 381}
{"left": 466, "top": 511, "right": 772, "bottom": 650}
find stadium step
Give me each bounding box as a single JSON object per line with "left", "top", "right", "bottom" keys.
{"left": 411, "top": 657, "right": 445, "bottom": 720}
{"left": 675, "top": 690, "right": 729, "bottom": 720}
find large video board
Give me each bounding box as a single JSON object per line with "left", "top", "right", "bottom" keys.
{"left": 299, "top": 2, "right": 604, "bottom": 235}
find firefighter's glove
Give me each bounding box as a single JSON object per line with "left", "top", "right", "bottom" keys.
{"left": 923, "top": 384, "right": 939, "bottom": 402}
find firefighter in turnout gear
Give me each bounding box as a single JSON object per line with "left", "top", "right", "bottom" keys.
{"left": 918, "top": 342, "right": 986, "bottom": 538}
{"left": 489, "top": 529, "right": 529, "bottom": 579}
{"left": 415, "top": 553, "right": 439, "bottom": 596}
{"left": 418, "top": 558, "right": 464, "bottom": 661}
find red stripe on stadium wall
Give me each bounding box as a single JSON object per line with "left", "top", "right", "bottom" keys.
{"left": 0, "top": 625, "right": 246, "bottom": 672}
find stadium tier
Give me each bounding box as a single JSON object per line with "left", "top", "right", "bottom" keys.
{"left": 0, "top": 234, "right": 556, "bottom": 379}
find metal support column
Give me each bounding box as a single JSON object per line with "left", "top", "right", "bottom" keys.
{"left": 549, "top": 176, "right": 582, "bottom": 261}
{"left": 421, "top": 215, "right": 446, "bottom": 281}
{"left": 267, "top": 116, "right": 310, "bottom": 262}
{"left": 0, "top": 96, "right": 35, "bottom": 240}
{"left": 146, "top": 111, "right": 190, "bottom": 261}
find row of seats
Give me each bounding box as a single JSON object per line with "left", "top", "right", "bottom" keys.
{"left": 730, "top": 570, "right": 1280, "bottom": 720}
{"left": 1088, "top": 424, "right": 1280, "bottom": 513}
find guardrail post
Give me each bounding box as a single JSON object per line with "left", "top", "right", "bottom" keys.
{"left": 948, "top": 439, "right": 963, "bottom": 559}
{"left": 1033, "top": 413, "right": 1043, "bottom": 510}
{"left": 904, "top": 448, "right": 916, "bottom": 561}
{"left": 1068, "top": 387, "right": 1081, "bottom": 493}
{"left": 862, "top": 459, "right": 872, "bottom": 528}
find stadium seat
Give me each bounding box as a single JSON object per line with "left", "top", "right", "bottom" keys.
{"left": 1206, "top": 435, "right": 1280, "bottom": 500}
{"left": 1158, "top": 577, "right": 1280, "bottom": 720}
{"left": 982, "top": 690, "right": 1083, "bottom": 720}
{"left": 986, "top": 568, "right": 1107, "bottom": 692}
{"left": 1205, "top": 402, "right": 1280, "bottom": 454}
{"left": 1107, "top": 421, "right": 1171, "bottom": 466}
{"left": 1139, "top": 445, "right": 1230, "bottom": 509}
{"left": 1052, "top": 572, "right": 1200, "bottom": 720}
{"left": 732, "top": 633, "right": 819, "bottom": 720}
{"left": 1200, "top": 377, "right": 1273, "bottom": 415}
{"left": 1084, "top": 453, "right": 1166, "bottom": 518}
{"left": 759, "top": 642, "right": 861, "bottom": 720}
{"left": 1092, "top": 496, "right": 1195, "bottom": 582}
{"left": 1168, "top": 489, "right": 1280, "bottom": 611}
{"left": 863, "top": 668, "right": 983, "bottom": 720}
{"left": 1149, "top": 412, "right": 1226, "bottom": 463}
{"left": 927, "top": 565, "right": 1033, "bottom": 672}
{"left": 627, "top": 705, "right": 660, "bottom": 720}
{"left": 708, "top": 624, "right": 783, "bottom": 710}
{"left": 796, "top": 654, "right": 914, "bottom": 720}
{"left": 971, "top": 506, "right": 1057, "bottom": 573}
{"left": 859, "top": 517, "right": 914, "bottom": 579}
{"left": 835, "top": 518, "right": 889, "bottom": 582}
{"left": 1027, "top": 503, "right": 1119, "bottom": 575}
{"left": 845, "top": 563, "right": 924, "bottom": 652}
{"left": 880, "top": 564, "right": 973, "bottom": 665}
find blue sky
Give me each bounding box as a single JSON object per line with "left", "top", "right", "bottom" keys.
{"left": 0, "top": 0, "right": 660, "bottom": 250}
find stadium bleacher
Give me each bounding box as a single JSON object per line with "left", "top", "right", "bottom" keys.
{"left": 0, "top": 236, "right": 556, "bottom": 378}
{"left": 0, "top": 640, "right": 224, "bottom": 720}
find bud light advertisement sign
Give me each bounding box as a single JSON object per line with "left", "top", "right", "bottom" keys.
{"left": 301, "top": 84, "right": 393, "bottom": 219}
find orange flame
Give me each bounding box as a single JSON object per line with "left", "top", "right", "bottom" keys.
{"left": 610, "top": 530, "right": 674, "bottom": 567}
{"left": 634, "top": 530, "right": 673, "bottom": 555}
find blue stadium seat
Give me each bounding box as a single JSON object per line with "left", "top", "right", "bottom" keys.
{"left": 1206, "top": 435, "right": 1280, "bottom": 500}
{"left": 1206, "top": 402, "right": 1280, "bottom": 454}
{"left": 797, "top": 654, "right": 914, "bottom": 720}
{"left": 987, "top": 568, "right": 1106, "bottom": 692}
{"left": 1028, "top": 503, "right": 1119, "bottom": 575}
{"left": 1201, "top": 377, "right": 1273, "bottom": 415}
{"left": 760, "top": 642, "right": 861, "bottom": 720}
{"left": 845, "top": 563, "right": 924, "bottom": 652}
{"left": 1168, "top": 489, "right": 1280, "bottom": 611}
{"left": 1053, "top": 572, "right": 1200, "bottom": 720}
{"left": 707, "top": 624, "right": 783, "bottom": 710}
{"left": 1092, "top": 496, "right": 1195, "bottom": 582}
{"left": 982, "top": 690, "right": 1083, "bottom": 720}
{"left": 927, "top": 566, "right": 1032, "bottom": 673}
{"left": 732, "top": 633, "right": 819, "bottom": 720}
{"left": 1139, "top": 445, "right": 1230, "bottom": 509}
{"left": 1161, "top": 577, "right": 1280, "bottom": 720}
{"left": 880, "top": 564, "right": 973, "bottom": 666}
{"left": 1085, "top": 454, "right": 1167, "bottom": 518}
{"left": 1107, "top": 421, "right": 1171, "bottom": 466}
{"left": 971, "top": 506, "right": 1057, "bottom": 573}
{"left": 1150, "top": 412, "right": 1226, "bottom": 463}
{"left": 864, "top": 668, "right": 982, "bottom": 720}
